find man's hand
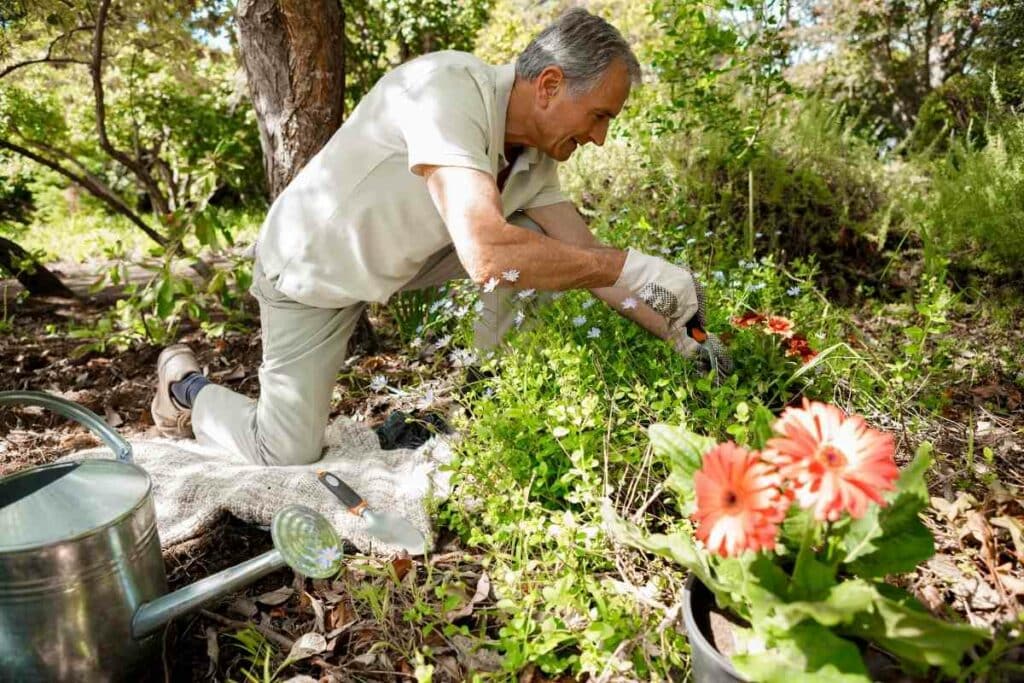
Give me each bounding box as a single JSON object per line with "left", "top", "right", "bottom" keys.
{"left": 613, "top": 248, "right": 702, "bottom": 327}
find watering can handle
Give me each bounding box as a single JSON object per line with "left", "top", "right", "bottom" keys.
{"left": 0, "top": 390, "right": 133, "bottom": 463}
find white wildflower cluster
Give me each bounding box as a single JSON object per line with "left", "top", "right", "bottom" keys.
{"left": 581, "top": 299, "right": 596, "bottom": 310}
{"left": 587, "top": 327, "right": 601, "bottom": 339}
{"left": 449, "top": 348, "right": 477, "bottom": 368}
{"left": 369, "top": 375, "right": 387, "bottom": 392}
{"left": 516, "top": 288, "right": 536, "bottom": 301}
{"left": 572, "top": 315, "right": 587, "bottom": 327}
{"left": 483, "top": 277, "right": 500, "bottom": 293}
{"left": 787, "top": 285, "right": 802, "bottom": 296}
{"left": 434, "top": 334, "right": 452, "bottom": 349}
{"left": 502, "top": 269, "right": 520, "bottom": 282}
{"left": 712, "top": 270, "right": 726, "bottom": 283}
{"left": 513, "top": 309, "right": 527, "bottom": 328}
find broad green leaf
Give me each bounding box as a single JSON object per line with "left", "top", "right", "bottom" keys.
{"left": 156, "top": 276, "right": 175, "bottom": 318}
{"left": 648, "top": 423, "right": 715, "bottom": 481}
{"left": 601, "top": 501, "right": 712, "bottom": 585}
{"left": 846, "top": 500, "right": 934, "bottom": 577}
{"left": 841, "top": 444, "right": 935, "bottom": 575}
{"left": 768, "top": 579, "right": 877, "bottom": 630}
{"left": 841, "top": 588, "right": 988, "bottom": 676}
{"left": 732, "top": 622, "right": 870, "bottom": 683}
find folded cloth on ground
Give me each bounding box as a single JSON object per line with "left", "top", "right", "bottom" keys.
{"left": 65, "top": 416, "right": 455, "bottom": 555}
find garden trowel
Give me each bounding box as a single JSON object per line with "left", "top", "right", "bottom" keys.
{"left": 316, "top": 470, "right": 426, "bottom": 555}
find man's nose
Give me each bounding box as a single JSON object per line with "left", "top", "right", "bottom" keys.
{"left": 588, "top": 120, "right": 610, "bottom": 146}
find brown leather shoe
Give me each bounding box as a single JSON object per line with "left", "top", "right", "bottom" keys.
{"left": 151, "top": 344, "right": 201, "bottom": 438}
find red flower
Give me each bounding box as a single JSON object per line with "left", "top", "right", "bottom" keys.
{"left": 692, "top": 442, "right": 788, "bottom": 557}
{"left": 765, "top": 400, "right": 898, "bottom": 521}
{"left": 785, "top": 334, "right": 818, "bottom": 364}
{"left": 765, "top": 316, "right": 795, "bottom": 337}
{"left": 732, "top": 312, "right": 766, "bottom": 328}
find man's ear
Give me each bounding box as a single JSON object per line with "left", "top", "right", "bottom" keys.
{"left": 536, "top": 65, "right": 564, "bottom": 106}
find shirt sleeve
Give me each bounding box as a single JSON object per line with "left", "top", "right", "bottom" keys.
{"left": 522, "top": 159, "right": 568, "bottom": 209}
{"left": 398, "top": 65, "right": 493, "bottom": 177}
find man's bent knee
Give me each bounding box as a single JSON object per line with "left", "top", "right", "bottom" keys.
{"left": 253, "top": 431, "right": 324, "bottom": 467}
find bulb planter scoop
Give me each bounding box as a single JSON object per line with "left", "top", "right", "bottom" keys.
{"left": 0, "top": 390, "right": 345, "bottom": 682}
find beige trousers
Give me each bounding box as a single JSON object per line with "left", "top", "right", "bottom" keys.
{"left": 192, "top": 213, "right": 547, "bottom": 465}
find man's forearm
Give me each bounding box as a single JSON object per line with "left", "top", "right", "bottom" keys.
{"left": 473, "top": 221, "right": 627, "bottom": 291}
{"left": 591, "top": 285, "right": 670, "bottom": 339}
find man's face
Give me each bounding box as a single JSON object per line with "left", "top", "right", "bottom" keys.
{"left": 534, "top": 60, "right": 631, "bottom": 161}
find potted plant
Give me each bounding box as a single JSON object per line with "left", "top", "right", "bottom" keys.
{"left": 606, "top": 399, "right": 988, "bottom": 682}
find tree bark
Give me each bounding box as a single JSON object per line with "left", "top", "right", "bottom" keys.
{"left": 235, "top": 0, "right": 345, "bottom": 200}
{"left": 0, "top": 237, "right": 76, "bottom": 298}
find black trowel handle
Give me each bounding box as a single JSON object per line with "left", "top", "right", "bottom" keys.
{"left": 317, "top": 471, "right": 367, "bottom": 516}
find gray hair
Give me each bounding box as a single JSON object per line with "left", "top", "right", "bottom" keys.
{"left": 515, "top": 7, "right": 641, "bottom": 97}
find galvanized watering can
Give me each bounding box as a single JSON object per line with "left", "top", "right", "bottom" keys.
{"left": 0, "top": 390, "right": 345, "bottom": 681}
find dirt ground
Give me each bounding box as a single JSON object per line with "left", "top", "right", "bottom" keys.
{"left": 1, "top": 273, "right": 1022, "bottom": 681}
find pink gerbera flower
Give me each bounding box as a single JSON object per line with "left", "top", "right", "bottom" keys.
{"left": 765, "top": 400, "right": 898, "bottom": 521}
{"left": 692, "top": 442, "right": 788, "bottom": 557}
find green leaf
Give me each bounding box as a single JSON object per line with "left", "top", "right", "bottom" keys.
{"left": 156, "top": 276, "right": 175, "bottom": 318}
{"left": 841, "top": 444, "right": 935, "bottom": 576}
{"left": 648, "top": 423, "right": 715, "bottom": 480}
{"left": 732, "top": 622, "right": 870, "bottom": 683}
{"left": 601, "top": 500, "right": 712, "bottom": 585}
{"left": 841, "top": 589, "right": 988, "bottom": 676}
{"left": 768, "top": 579, "right": 877, "bottom": 630}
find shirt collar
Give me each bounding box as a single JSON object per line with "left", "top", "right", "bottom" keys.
{"left": 494, "top": 62, "right": 541, "bottom": 168}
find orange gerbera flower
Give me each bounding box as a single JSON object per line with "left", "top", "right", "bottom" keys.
{"left": 765, "top": 400, "right": 898, "bottom": 521}
{"left": 765, "top": 315, "right": 795, "bottom": 337}
{"left": 692, "top": 442, "right": 787, "bottom": 557}
{"left": 732, "top": 312, "right": 766, "bottom": 328}
{"left": 785, "top": 334, "right": 818, "bottom": 364}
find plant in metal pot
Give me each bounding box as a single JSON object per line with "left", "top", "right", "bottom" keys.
{"left": 606, "top": 399, "right": 988, "bottom": 682}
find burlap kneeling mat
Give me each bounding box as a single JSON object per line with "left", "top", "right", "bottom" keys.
{"left": 67, "top": 416, "right": 454, "bottom": 555}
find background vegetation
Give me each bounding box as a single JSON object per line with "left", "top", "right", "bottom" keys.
{"left": 1, "top": 0, "right": 1022, "bottom": 680}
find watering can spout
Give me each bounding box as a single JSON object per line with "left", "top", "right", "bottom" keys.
{"left": 132, "top": 503, "right": 344, "bottom": 638}
{"left": 132, "top": 549, "right": 285, "bottom": 638}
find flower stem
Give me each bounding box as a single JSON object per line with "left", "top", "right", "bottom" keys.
{"left": 791, "top": 519, "right": 817, "bottom": 584}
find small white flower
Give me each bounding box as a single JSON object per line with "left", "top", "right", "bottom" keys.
{"left": 410, "top": 337, "right": 423, "bottom": 349}
{"left": 516, "top": 288, "right": 536, "bottom": 301}
{"left": 369, "top": 375, "right": 387, "bottom": 392}
{"left": 587, "top": 327, "right": 601, "bottom": 338}
{"left": 474, "top": 300, "right": 485, "bottom": 313}
{"left": 686, "top": 237, "right": 697, "bottom": 245}
{"left": 620, "top": 297, "right": 638, "bottom": 311}
{"left": 704, "top": 230, "right": 714, "bottom": 237}
{"left": 816, "top": 331, "right": 827, "bottom": 340}
{"left": 435, "top": 334, "right": 452, "bottom": 349}
{"left": 755, "top": 232, "right": 763, "bottom": 238}
{"left": 775, "top": 229, "right": 782, "bottom": 236}
{"left": 582, "top": 299, "right": 596, "bottom": 309}
{"left": 659, "top": 246, "right": 672, "bottom": 255}
{"left": 429, "top": 299, "right": 445, "bottom": 313}
{"left": 551, "top": 291, "right": 565, "bottom": 300}
{"left": 482, "top": 387, "right": 494, "bottom": 398}
{"left": 502, "top": 269, "right": 520, "bottom": 283}
{"left": 738, "top": 259, "right": 748, "bottom": 268}
{"left": 316, "top": 545, "right": 342, "bottom": 569}
{"left": 483, "top": 277, "right": 500, "bottom": 293}
{"left": 744, "top": 261, "right": 757, "bottom": 270}
{"left": 453, "top": 305, "right": 469, "bottom": 318}
{"left": 748, "top": 282, "right": 766, "bottom": 292}
{"left": 419, "top": 388, "right": 436, "bottom": 406}
{"left": 712, "top": 270, "right": 726, "bottom": 283}
{"left": 787, "top": 286, "right": 802, "bottom": 296}
{"left": 514, "top": 310, "right": 526, "bottom": 328}
{"left": 572, "top": 315, "right": 587, "bottom": 327}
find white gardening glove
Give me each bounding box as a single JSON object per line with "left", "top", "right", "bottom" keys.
{"left": 614, "top": 249, "right": 701, "bottom": 327}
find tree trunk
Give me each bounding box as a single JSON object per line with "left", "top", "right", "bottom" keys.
{"left": 0, "top": 237, "right": 76, "bottom": 298}
{"left": 235, "top": 0, "right": 345, "bottom": 200}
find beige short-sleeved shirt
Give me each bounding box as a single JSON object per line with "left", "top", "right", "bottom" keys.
{"left": 254, "top": 51, "right": 568, "bottom": 309}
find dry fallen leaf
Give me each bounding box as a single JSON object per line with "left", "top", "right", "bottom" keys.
{"left": 286, "top": 632, "right": 327, "bottom": 663}
{"left": 391, "top": 556, "right": 413, "bottom": 582}
{"left": 229, "top": 597, "right": 258, "bottom": 618}
{"left": 991, "top": 516, "right": 1024, "bottom": 561}
{"left": 205, "top": 626, "right": 219, "bottom": 677}
{"left": 304, "top": 591, "right": 325, "bottom": 634}
{"left": 255, "top": 586, "right": 294, "bottom": 606}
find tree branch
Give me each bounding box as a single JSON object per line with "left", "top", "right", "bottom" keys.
{"left": 91, "top": 0, "right": 170, "bottom": 216}
{"left": 0, "top": 138, "right": 168, "bottom": 247}
{"left": 0, "top": 25, "right": 94, "bottom": 80}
